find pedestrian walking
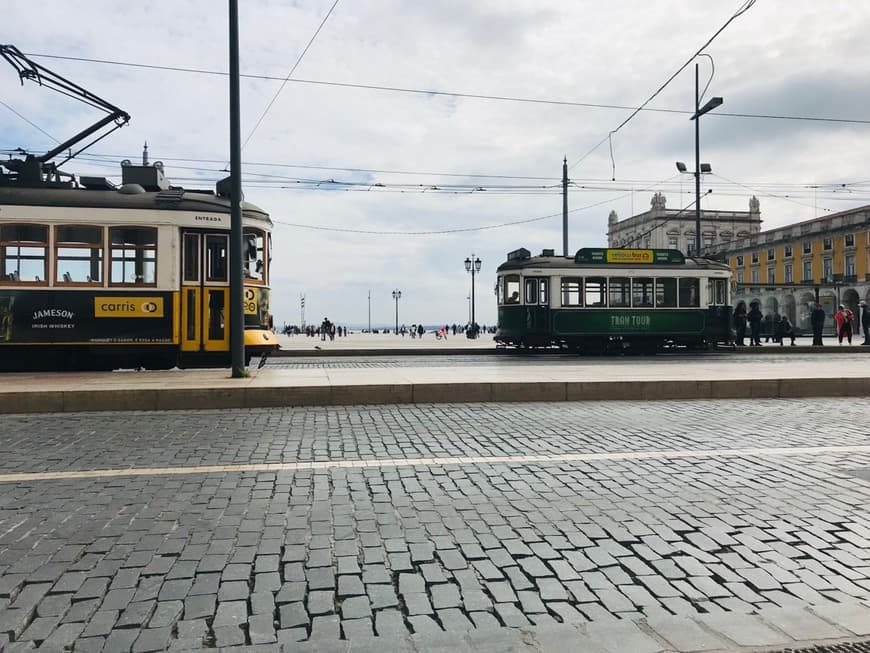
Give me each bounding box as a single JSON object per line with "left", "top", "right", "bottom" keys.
{"left": 811, "top": 302, "right": 826, "bottom": 346}
{"left": 748, "top": 301, "right": 763, "bottom": 346}
{"left": 861, "top": 301, "right": 870, "bottom": 346}
{"left": 732, "top": 301, "right": 747, "bottom": 346}
{"left": 417, "top": 323, "right": 425, "bottom": 339}
{"left": 834, "top": 304, "right": 854, "bottom": 345}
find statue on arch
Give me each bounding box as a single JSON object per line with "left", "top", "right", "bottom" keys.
{"left": 651, "top": 192, "right": 666, "bottom": 211}
{"left": 749, "top": 195, "right": 760, "bottom": 214}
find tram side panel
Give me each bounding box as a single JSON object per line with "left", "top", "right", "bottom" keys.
{"left": 0, "top": 289, "right": 176, "bottom": 369}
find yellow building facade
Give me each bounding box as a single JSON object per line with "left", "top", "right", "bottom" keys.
{"left": 722, "top": 205, "right": 870, "bottom": 332}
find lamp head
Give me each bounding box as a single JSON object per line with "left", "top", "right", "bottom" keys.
{"left": 464, "top": 257, "right": 472, "bottom": 272}
{"left": 474, "top": 258, "right": 482, "bottom": 272}
{"left": 700, "top": 163, "right": 712, "bottom": 173}
{"left": 675, "top": 161, "right": 687, "bottom": 173}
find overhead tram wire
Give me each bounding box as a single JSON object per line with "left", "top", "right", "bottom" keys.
{"left": 24, "top": 49, "right": 870, "bottom": 128}
{"left": 0, "top": 100, "right": 60, "bottom": 144}
{"left": 240, "top": 0, "right": 340, "bottom": 153}
{"left": 60, "top": 153, "right": 870, "bottom": 203}
{"left": 569, "top": 0, "right": 758, "bottom": 174}
{"left": 269, "top": 175, "right": 684, "bottom": 235}
{"left": 711, "top": 172, "right": 834, "bottom": 214}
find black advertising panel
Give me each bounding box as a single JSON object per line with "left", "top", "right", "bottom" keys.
{"left": 0, "top": 290, "right": 174, "bottom": 344}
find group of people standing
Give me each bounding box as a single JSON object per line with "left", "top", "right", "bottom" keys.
{"left": 732, "top": 300, "right": 870, "bottom": 346}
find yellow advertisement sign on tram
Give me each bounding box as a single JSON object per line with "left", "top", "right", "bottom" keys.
{"left": 605, "top": 249, "right": 654, "bottom": 264}
{"left": 94, "top": 297, "right": 165, "bottom": 318}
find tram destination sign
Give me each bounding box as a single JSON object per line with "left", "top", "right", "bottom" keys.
{"left": 574, "top": 248, "right": 685, "bottom": 265}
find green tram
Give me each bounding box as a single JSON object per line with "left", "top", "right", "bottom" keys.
{"left": 495, "top": 247, "right": 733, "bottom": 353}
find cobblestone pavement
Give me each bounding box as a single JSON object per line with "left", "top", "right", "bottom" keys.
{"left": 1, "top": 399, "right": 870, "bottom": 652}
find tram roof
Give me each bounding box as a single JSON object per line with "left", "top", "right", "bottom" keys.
{"left": 0, "top": 185, "right": 270, "bottom": 222}
{"left": 497, "top": 251, "right": 729, "bottom": 272}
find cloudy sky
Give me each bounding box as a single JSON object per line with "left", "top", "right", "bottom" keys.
{"left": 4, "top": 1, "right": 870, "bottom": 328}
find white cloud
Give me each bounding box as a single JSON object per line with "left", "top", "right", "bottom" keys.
{"left": 3, "top": 0, "right": 870, "bottom": 327}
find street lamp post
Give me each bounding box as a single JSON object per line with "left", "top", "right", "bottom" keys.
{"left": 687, "top": 63, "right": 722, "bottom": 256}
{"left": 391, "top": 289, "right": 401, "bottom": 335}
{"left": 464, "top": 254, "right": 482, "bottom": 337}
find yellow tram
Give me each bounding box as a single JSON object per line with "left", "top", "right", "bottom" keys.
{"left": 0, "top": 159, "right": 279, "bottom": 370}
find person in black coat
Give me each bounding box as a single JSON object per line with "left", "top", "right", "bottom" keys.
{"left": 732, "top": 301, "right": 748, "bottom": 346}
{"left": 747, "top": 302, "right": 763, "bottom": 346}
{"left": 810, "top": 302, "right": 826, "bottom": 346}
{"left": 860, "top": 300, "right": 870, "bottom": 346}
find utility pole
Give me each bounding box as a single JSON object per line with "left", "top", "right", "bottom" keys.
{"left": 228, "top": 0, "right": 245, "bottom": 376}
{"left": 367, "top": 289, "right": 371, "bottom": 333}
{"left": 300, "top": 293, "right": 305, "bottom": 329}
{"left": 562, "top": 156, "right": 568, "bottom": 257}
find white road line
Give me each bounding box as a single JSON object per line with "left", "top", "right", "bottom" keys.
{"left": 1, "top": 444, "right": 870, "bottom": 483}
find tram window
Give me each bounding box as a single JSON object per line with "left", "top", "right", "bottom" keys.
{"left": 206, "top": 235, "right": 228, "bottom": 282}
{"left": 525, "top": 278, "right": 537, "bottom": 304}
{"left": 505, "top": 275, "right": 520, "bottom": 304}
{"left": 632, "top": 277, "right": 654, "bottom": 307}
{"left": 678, "top": 278, "right": 700, "bottom": 307}
{"left": 585, "top": 277, "right": 606, "bottom": 307}
{"left": 56, "top": 226, "right": 102, "bottom": 284}
{"left": 243, "top": 228, "right": 265, "bottom": 282}
{"left": 561, "top": 277, "right": 582, "bottom": 306}
{"left": 656, "top": 278, "right": 677, "bottom": 307}
{"left": 496, "top": 278, "right": 504, "bottom": 305}
{"left": 1, "top": 224, "right": 48, "bottom": 283}
{"left": 183, "top": 234, "right": 200, "bottom": 283}
{"left": 609, "top": 277, "right": 630, "bottom": 307}
{"left": 710, "top": 278, "right": 727, "bottom": 305}
{"left": 110, "top": 227, "right": 156, "bottom": 285}
{"left": 539, "top": 278, "right": 548, "bottom": 305}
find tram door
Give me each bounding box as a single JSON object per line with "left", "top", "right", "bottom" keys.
{"left": 181, "top": 231, "right": 230, "bottom": 353}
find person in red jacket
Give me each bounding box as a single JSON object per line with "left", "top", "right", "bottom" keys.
{"left": 834, "top": 304, "right": 854, "bottom": 345}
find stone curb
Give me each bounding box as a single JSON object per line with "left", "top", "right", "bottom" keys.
{"left": 0, "top": 376, "right": 868, "bottom": 414}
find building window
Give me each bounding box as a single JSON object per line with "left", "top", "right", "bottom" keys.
{"left": 845, "top": 233, "right": 855, "bottom": 247}
{"left": 668, "top": 237, "right": 678, "bottom": 249}
{"left": 784, "top": 263, "right": 793, "bottom": 283}
{"left": 784, "top": 245, "right": 793, "bottom": 258}
{"left": 686, "top": 242, "right": 696, "bottom": 256}
{"left": 724, "top": 257, "right": 730, "bottom": 266}
{"left": 767, "top": 248, "right": 775, "bottom": 261}
{"left": 803, "top": 241, "right": 812, "bottom": 254}
{"left": 751, "top": 252, "right": 759, "bottom": 263}
{"left": 751, "top": 269, "right": 759, "bottom": 284}
{"left": 110, "top": 227, "right": 157, "bottom": 285}
{"left": 56, "top": 225, "right": 103, "bottom": 284}
{"left": 846, "top": 255, "right": 855, "bottom": 277}
{"left": 803, "top": 260, "right": 812, "bottom": 282}
{"left": 1, "top": 224, "right": 48, "bottom": 283}
{"left": 823, "top": 238, "right": 832, "bottom": 250}
{"left": 767, "top": 268, "right": 776, "bottom": 284}
{"left": 736, "top": 255, "right": 744, "bottom": 266}
{"left": 823, "top": 258, "right": 833, "bottom": 282}
{"left": 737, "top": 271, "right": 744, "bottom": 283}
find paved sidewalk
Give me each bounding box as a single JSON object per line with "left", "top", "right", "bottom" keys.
{"left": 1, "top": 353, "right": 869, "bottom": 413}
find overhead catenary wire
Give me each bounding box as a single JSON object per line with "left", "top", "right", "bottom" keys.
{"left": 240, "top": 0, "right": 340, "bottom": 153}
{"left": 569, "top": 0, "right": 758, "bottom": 173}
{"left": 21, "top": 47, "right": 870, "bottom": 128}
